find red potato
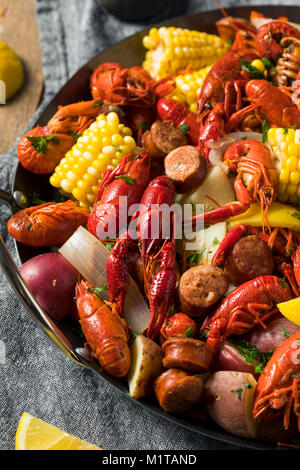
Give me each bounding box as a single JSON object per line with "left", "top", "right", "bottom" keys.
{"left": 20, "top": 252, "right": 78, "bottom": 321}
{"left": 215, "top": 342, "right": 258, "bottom": 378}
{"left": 204, "top": 371, "right": 258, "bottom": 439}
{"left": 246, "top": 317, "right": 300, "bottom": 352}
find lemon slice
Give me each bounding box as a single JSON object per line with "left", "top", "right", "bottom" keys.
{"left": 278, "top": 298, "right": 300, "bottom": 327}
{"left": 15, "top": 413, "right": 102, "bottom": 450}
{"left": 0, "top": 40, "right": 24, "bottom": 100}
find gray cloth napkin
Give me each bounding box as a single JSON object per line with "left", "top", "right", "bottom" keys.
{"left": 0, "top": 0, "right": 296, "bottom": 451}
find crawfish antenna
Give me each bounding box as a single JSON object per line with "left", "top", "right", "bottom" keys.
{"left": 215, "top": 0, "right": 228, "bottom": 18}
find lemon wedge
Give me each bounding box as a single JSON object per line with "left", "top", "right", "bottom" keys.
{"left": 278, "top": 298, "right": 300, "bottom": 327}
{"left": 15, "top": 413, "right": 102, "bottom": 450}
{"left": 0, "top": 40, "right": 24, "bottom": 100}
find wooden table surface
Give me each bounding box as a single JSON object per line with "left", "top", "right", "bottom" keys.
{"left": 0, "top": 0, "right": 44, "bottom": 154}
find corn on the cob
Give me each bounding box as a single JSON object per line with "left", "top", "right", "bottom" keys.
{"left": 142, "top": 27, "right": 230, "bottom": 80}
{"left": 268, "top": 127, "right": 300, "bottom": 203}
{"left": 167, "top": 65, "right": 212, "bottom": 113}
{"left": 50, "top": 112, "right": 136, "bottom": 208}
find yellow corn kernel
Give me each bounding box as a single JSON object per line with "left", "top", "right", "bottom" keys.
{"left": 279, "top": 169, "right": 290, "bottom": 184}
{"left": 286, "top": 156, "right": 298, "bottom": 171}
{"left": 251, "top": 59, "right": 265, "bottom": 72}
{"left": 290, "top": 171, "right": 300, "bottom": 185}
{"left": 142, "top": 27, "right": 230, "bottom": 79}
{"left": 50, "top": 112, "right": 136, "bottom": 207}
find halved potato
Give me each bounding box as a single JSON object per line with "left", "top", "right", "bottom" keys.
{"left": 204, "top": 371, "right": 258, "bottom": 438}
{"left": 185, "top": 222, "right": 227, "bottom": 263}
{"left": 128, "top": 335, "right": 163, "bottom": 399}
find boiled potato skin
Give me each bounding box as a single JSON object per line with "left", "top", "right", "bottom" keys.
{"left": 128, "top": 335, "right": 163, "bottom": 399}
{"left": 204, "top": 371, "right": 258, "bottom": 439}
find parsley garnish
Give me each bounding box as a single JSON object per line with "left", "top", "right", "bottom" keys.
{"left": 71, "top": 131, "right": 80, "bottom": 141}
{"left": 240, "top": 59, "right": 266, "bottom": 79}
{"left": 243, "top": 382, "right": 253, "bottom": 389}
{"left": 115, "top": 175, "right": 136, "bottom": 185}
{"left": 261, "top": 57, "right": 275, "bottom": 70}
{"left": 106, "top": 242, "right": 115, "bottom": 251}
{"left": 184, "top": 326, "right": 194, "bottom": 338}
{"left": 180, "top": 124, "right": 190, "bottom": 134}
{"left": 279, "top": 277, "right": 288, "bottom": 288}
{"left": 138, "top": 121, "right": 150, "bottom": 132}
{"left": 129, "top": 329, "right": 137, "bottom": 344}
{"left": 187, "top": 246, "right": 206, "bottom": 266}
{"left": 174, "top": 162, "right": 180, "bottom": 168}
{"left": 93, "top": 100, "right": 103, "bottom": 108}
{"left": 212, "top": 237, "right": 219, "bottom": 247}
{"left": 228, "top": 338, "right": 273, "bottom": 374}
{"left": 262, "top": 119, "right": 270, "bottom": 143}
{"left": 26, "top": 223, "right": 32, "bottom": 231}
{"left": 291, "top": 212, "right": 300, "bottom": 220}
{"left": 281, "top": 327, "right": 291, "bottom": 338}
{"left": 29, "top": 192, "right": 47, "bottom": 205}
{"left": 231, "top": 388, "right": 243, "bottom": 400}
{"left": 27, "top": 135, "right": 60, "bottom": 154}
{"left": 91, "top": 284, "right": 107, "bottom": 300}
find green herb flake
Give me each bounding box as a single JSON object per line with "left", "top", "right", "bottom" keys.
{"left": 27, "top": 135, "right": 60, "bottom": 154}
{"left": 184, "top": 326, "right": 194, "bottom": 338}
{"left": 228, "top": 338, "right": 273, "bottom": 374}
{"left": 243, "top": 382, "right": 252, "bottom": 389}
{"left": 212, "top": 237, "right": 219, "bottom": 247}
{"left": 180, "top": 124, "right": 190, "bottom": 134}
{"left": 91, "top": 285, "right": 107, "bottom": 300}
{"left": 93, "top": 100, "right": 103, "bottom": 108}
{"left": 26, "top": 223, "right": 32, "bottom": 232}
{"left": 281, "top": 327, "right": 291, "bottom": 339}
{"left": 138, "top": 121, "right": 150, "bottom": 132}
{"left": 231, "top": 388, "right": 243, "bottom": 400}
{"left": 240, "top": 59, "right": 266, "bottom": 80}
{"left": 262, "top": 120, "right": 270, "bottom": 143}
{"left": 241, "top": 136, "right": 248, "bottom": 140}
{"left": 279, "top": 277, "right": 288, "bottom": 288}
{"left": 106, "top": 242, "right": 115, "bottom": 251}
{"left": 226, "top": 39, "right": 233, "bottom": 45}
{"left": 115, "top": 175, "right": 136, "bottom": 185}
{"left": 71, "top": 131, "right": 80, "bottom": 141}
{"left": 261, "top": 57, "right": 275, "bottom": 70}
{"left": 129, "top": 329, "right": 137, "bottom": 344}
{"left": 174, "top": 162, "right": 180, "bottom": 168}
{"left": 187, "top": 246, "right": 206, "bottom": 266}
{"left": 291, "top": 212, "right": 300, "bottom": 220}
{"left": 283, "top": 128, "right": 288, "bottom": 135}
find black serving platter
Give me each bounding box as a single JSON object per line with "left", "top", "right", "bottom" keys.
{"left": 1, "top": 5, "right": 299, "bottom": 450}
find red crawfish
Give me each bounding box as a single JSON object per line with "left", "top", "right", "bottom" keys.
{"left": 201, "top": 275, "right": 291, "bottom": 351}
{"left": 106, "top": 175, "right": 177, "bottom": 339}
{"left": 253, "top": 331, "right": 300, "bottom": 431}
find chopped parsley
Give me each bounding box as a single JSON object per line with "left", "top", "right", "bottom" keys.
{"left": 231, "top": 388, "right": 243, "bottom": 400}
{"left": 243, "top": 382, "right": 253, "bottom": 389}
{"left": 281, "top": 327, "right": 291, "bottom": 339}
{"left": 279, "top": 277, "right": 288, "bottom": 288}
{"left": 26, "top": 223, "right": 32, "bottom": 232}
{"left": 138, "top": 121, "right": 150, "bottom": 132}
{"left": 212, "top": 237, "right": 219, "bottom": 247}
{"left": 187, "top": 246, "right": 206, "bottom": 266}
{"left": 240, "top": 59, "right": 266, "bottom": 79}
{"left": 29, "top": 192, "right": 47, "bottom": 205}
{"left": 91, "top": 284, "right": 108, "bottom": 299}
{"left": 261, "top": 57, "right": 275, "bottom": 70}
{"left": 129, "top": 329, "right": 137, "bottom": 344}
{"left": 71, "top": 131, "right": 80, "bottom": 141}
{"left": 241, "top": 136, "right": 248, "bottom": 140}
{"left": 174, "top": 162, "right": 180, "bottom": 169}
{"left": 262, "top": 119, "right": 270, "bottom": 143}
{"left": 115, "top": 175, "right": 136, "bottom": 185}
{"left": 228, "top": 338, "right": 273, "bottom": 374}
{"left": 27, "top": 135, "right": 60, "bottom": 154}
{"left": 93, "top": 100, "right": 103, "bottom": 108}
{"left": 180, "top": 123, "right": 190, "bottom": 134}
{"left": 184, "top": 326, "right": 195, "bottom": 338}
{"left": 291, "top": 212, "right": 300, "bottom": 220}
{"left": 106, "top": 242, "right": 115, "bottom": 251}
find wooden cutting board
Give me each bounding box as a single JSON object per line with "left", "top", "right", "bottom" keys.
{"left": 0, "top": 0, "right": 44, "bottom": 154}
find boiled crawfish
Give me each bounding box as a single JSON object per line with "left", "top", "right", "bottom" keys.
{"left": 253, "top": 331, "right": 300, "bottom": 431}
{"left": 90, "top": 62, "right": 173, "bottom": 107}
{"left": 76, "top": 279, "right": 130, "bottom": 378}
{"left": 201, "top": 275, "right": 291, "bottom": 351}
{"left": 106, "top": 175, "right": 177, "bottom": 339}
{"left": 7, "top": 200, "right": 90, "bottom": 247}
{"left": 88, "top": 150, "right": 151, "bottom": 239}
{"left": 18, "top": 100, "right": 101, "bottom": 174}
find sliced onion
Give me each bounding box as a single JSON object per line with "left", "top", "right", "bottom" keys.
{"left": 208, "top": 132, "right": 263, "bottom": 172}
{"left": 59, "top": 226, "right": 150, "bottom": 334}
{"left": 251, "top": 17, "right": 300, "bottom": 33}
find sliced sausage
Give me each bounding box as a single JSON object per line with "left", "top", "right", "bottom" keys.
{"left": 142, "top": 120, "right": 188, "bottom": 158}
{"left": 179, "top": 265, "right": 229, "bottom": 316}
{"left": 154, "top": 368, "right": 203, "bottom": 413}
{"left": 224, "top": 235, "right": 274, "bottom": 285}
{"left": 164, "top": 145, "right": 207, "bottom": 193}
{"left": 162, "top": 337, "right": 213, "bottom": 372}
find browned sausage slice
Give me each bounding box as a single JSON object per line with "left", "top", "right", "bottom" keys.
{"left": 154, "top": 368, "right": 203, "bottom": 413}
{"left": 162, "top": 337, "right": 213, "bottom": 372}
{"left": 142, "top": 120, "right": 188, "bottom": 158}
{"left": 179, "top": 265, "right": 229, "bottom": 316}
{"left": 224, "top": 235, "right": 274, "bottom": 285}
{"left": 164, "top": 145, "right": 207, "bottom": 193}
